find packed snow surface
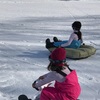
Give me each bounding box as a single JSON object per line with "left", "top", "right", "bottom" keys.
{"left": 0, "top": 0, "right": 100, "bottom": 100}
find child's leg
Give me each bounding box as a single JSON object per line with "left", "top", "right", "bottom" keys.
{"left": 40, "top": 87, "right": 62, "bottom": 100}
{"left": 54, "top": 40, "right": 68, "bottom": 47}
{"left": 66, "top": 40, "right": 81, "bottom": 49}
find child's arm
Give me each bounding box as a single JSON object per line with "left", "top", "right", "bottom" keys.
{"left": 61, "top": 33, "right": 74, "bottom": 47}
{"left": 32, "top": 71, "right": 66, "bottom": 90}
{"left": 32, "top": 72, "right": 54, "bottom": 90}
{"left": 38, "top": 73, "right": 49, "bottom": 80}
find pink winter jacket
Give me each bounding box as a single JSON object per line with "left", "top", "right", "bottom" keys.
{"left": 55, "top": 70, "right": 81, "bottom": 100}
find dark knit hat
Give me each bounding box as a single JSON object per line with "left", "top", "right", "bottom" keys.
{"left": 72, "top": 21, "right": 82, "bottom": 31}
{"left": 49, "top": 47, "right": 66, "bottom": 66}
{"left": 18, "top": 94, "right": 31, "bottom": 100}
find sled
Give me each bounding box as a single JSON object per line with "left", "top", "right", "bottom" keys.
{"left": 47, "top": 45, "right": 96, "bottom": 60}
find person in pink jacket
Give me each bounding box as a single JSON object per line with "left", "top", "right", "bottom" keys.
{"left": 32, "top": 47, "right": 81, "bottom": 100}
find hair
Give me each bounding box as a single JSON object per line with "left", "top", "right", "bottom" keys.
{"left": 72, "top": 21, "right": 82, "bottom": 41}
{"left": 47, "top": 62, "right": 72, "bottom": 72}
{"left": 75, "top": 31, "right": 82, "bottom": 41}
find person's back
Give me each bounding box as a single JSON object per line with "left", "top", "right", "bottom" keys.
{"left": 55, "top": 70, "right": 81, "bottom": 100}
{"left": 60, "top": 21, "right": 83, "bottom": 48}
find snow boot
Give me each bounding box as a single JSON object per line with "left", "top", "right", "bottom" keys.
{"left": 53, "top": 37, "right": 59, "bottom": 42}
{"left": 18, "top": 94, "right": 31, "bottom": 100}
{"left": 45, "top": 38, "right": 55, "bottom": 48}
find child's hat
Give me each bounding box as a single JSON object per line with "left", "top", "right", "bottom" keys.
{"left": 49, "top": 47, "right": 66, "bottom": 66}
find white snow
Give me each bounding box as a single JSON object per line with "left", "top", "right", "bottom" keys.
{"left": 0, "top": 0, "right": 100, "bottom": 100}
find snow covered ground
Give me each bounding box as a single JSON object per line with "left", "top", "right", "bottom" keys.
{"left": 0, "top": 0, "right": 100, "bottom": 100}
